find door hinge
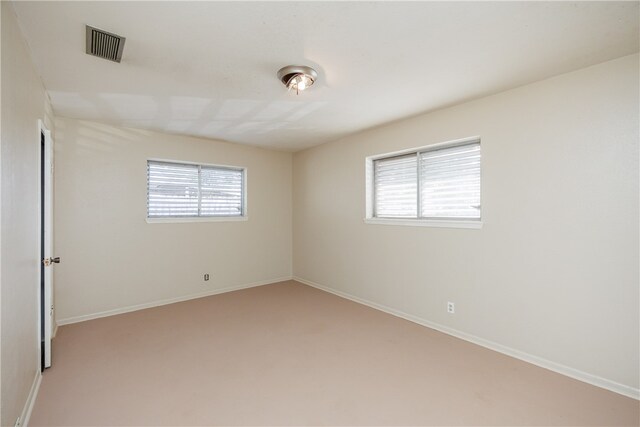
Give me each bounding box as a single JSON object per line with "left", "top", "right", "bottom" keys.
{"left": 42, "top": 257, "right": 60, "bottom": 266}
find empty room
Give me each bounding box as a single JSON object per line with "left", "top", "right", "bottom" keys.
{"left": 1, "top": 1, "right": 639, "bottom": 426}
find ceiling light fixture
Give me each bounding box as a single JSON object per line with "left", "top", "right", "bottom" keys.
{"left": 277, "top": 65, "right": 318, "bottom": 95}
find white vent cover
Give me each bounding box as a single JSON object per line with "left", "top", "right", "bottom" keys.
{"left": 85, "top": 25, "right": 125, "bottom": 63}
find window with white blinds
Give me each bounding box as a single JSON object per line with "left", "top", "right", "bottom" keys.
{"left": 374, "top": 154, "right": 417, "bottom": 218}
{"left": 372, "top": 140, "right": 480, "bottom": 222}
{"left": 147, "top": 160, "right": 245, "bottom": 219}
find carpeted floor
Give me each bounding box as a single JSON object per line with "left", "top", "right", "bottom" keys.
{"left": 30, "top": 280, "right": 639, "bottom": 426}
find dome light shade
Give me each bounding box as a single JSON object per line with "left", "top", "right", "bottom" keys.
{"left": 277, "top": 65, "right": 318, "bottom": 95}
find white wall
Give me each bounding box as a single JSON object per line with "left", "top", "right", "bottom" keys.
{"left": 1, "top": 2, "right": 55, "bottom": 425}
{"left": 53, "top": 118, "right": 292, "bottom": 322}
{"left": 293, "top": 54, "right": 639, "bottom": 395}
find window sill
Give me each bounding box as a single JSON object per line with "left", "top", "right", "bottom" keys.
{"left": 146, "top": 216, "right": 248, "bottom": 224}
{"left": 364, "top": 217, "right": 482, "bottom": 229}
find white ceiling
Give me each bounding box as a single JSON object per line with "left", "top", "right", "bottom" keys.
{"left": 12, "top": 1, "right": 639, "bottom": 151}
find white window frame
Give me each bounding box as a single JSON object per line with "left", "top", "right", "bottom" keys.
{"left": 365, "top": 136, "right": 482, "bottom": 229}
{"left": 146, "top": 158, "right": 248, "bottom": 224}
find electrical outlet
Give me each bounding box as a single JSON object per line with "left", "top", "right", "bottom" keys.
{"left": 204, "top": 274, "right": 209, "bottom": 281}
{"left": 447, "top": 301, "right": 455, "bottom": 314}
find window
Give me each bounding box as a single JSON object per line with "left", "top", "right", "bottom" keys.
{"left": 367, "top": 138, "right": 481, "bottom": 228}
{"left": 147, "top": 160, "right": 245, "bottom": 220}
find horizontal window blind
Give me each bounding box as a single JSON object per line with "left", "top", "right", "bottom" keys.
{"left": 374, "top": 154, "right": 417, "bottom": 218}
{"left": 200, "top": 166, "right": 243, "bottom": 216}
{"left": 147, "top": 160, "right": 245, "bottom": 218}
{"left": 372, "top": 140, "right": 480, "bottom": 220}
{"left": 420, "top": 142, "right": 481, "bottom": 219}
{"left": 147, "top": 161, "right": 199, "bottom": 217}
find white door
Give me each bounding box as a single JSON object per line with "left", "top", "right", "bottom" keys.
{"left": 40, "top": 121, "right": 55, "bottom": 369}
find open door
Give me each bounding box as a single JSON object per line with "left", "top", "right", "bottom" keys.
{"left": 40, "top": 121, "right": 55, "bottom": 370}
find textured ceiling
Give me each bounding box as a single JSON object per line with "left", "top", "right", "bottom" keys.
{"left": 12, "top": 1, "right": 640, "bottom": 151}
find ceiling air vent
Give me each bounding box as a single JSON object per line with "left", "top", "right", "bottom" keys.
{"left": 85, "top": 25, "right": 126, "bottom": 63}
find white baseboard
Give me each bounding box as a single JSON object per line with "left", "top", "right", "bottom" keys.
{"left": 293, "top": 276, "right": 639, "bottom": 400}
{"left": 20, "top": 370, "right": 42, "bottom": 427}
{"left": 57, "top": 276, "right": 292, "bottom": 326}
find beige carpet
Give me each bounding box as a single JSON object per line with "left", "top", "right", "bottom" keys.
{"left": 30, "top": 280, "right": 638, "bottom": 426}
